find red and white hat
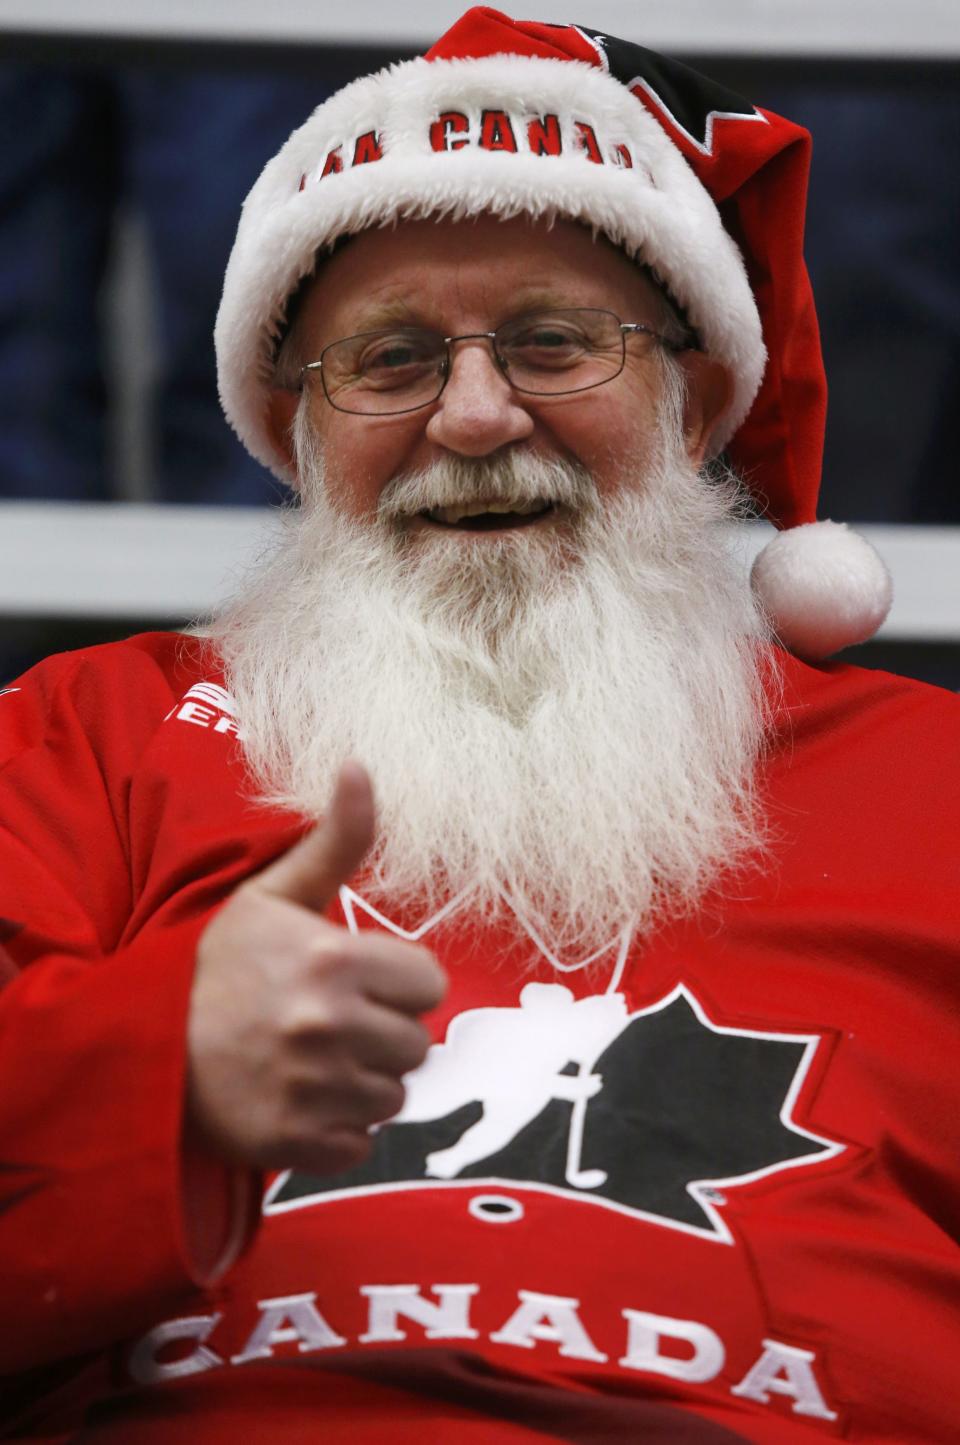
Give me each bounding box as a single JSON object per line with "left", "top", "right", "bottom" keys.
{"left": 215, "top": 6, "right": 891, "bottom": 658}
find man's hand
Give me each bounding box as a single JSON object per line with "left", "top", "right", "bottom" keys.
{"left": 186, "top": 761, "right": 446, "bottom": 1176}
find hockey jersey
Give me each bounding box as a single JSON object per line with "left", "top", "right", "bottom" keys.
{"left": 1, "top": 633, "right": 958, "bottom": 1442}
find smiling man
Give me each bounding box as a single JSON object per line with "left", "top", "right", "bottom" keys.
{"left": 2, "top": 9, "right": 959, "bottom": 1444}
{"left": 214, "top": 212, "right": 756, "bottom": 970}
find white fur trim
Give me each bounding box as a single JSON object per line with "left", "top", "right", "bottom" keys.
{"left": 750, "top": 521, "right": 893, "bottom": 660}
{"left": 216, "top": 53, "right": 766, "bottom": 481}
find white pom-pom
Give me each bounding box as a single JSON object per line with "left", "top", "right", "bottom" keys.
{"left": 750, "top": 520, "right": 893, "bottom": 660}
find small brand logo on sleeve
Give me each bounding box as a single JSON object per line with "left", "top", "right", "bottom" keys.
{"left": 165, "top": 682, "right": 243, "bottom": 737}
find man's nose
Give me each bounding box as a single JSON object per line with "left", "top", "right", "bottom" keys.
{"left": 425, "top": 338, "right": 535, "bottom": 456}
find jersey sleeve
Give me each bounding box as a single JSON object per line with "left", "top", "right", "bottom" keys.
{"left": 0, "top": 647, "right": 255, "bottom": 1376}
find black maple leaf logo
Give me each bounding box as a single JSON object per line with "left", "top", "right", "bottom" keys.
{"left": 266, "top": 984, "right": 843, "bottom": 1242}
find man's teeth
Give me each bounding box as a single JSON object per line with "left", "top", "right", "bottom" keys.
{"left": 425, "top": 499, "right": 550, "bottom": 525}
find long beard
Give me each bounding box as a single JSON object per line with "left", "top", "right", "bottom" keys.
{"left": 209, "top": 404, "right": 775, "bottom": 959}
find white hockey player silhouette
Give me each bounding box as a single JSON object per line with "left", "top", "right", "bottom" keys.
{"left": 394, "top": 983, "right": 629, "bottom": 1185}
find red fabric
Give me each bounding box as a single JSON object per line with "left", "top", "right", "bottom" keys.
{"left": 717, "top": 132, "right": 823, "bottom": 529}
{"left": 427, "top": 8, "right": 826, "bottom": 529}
{"left": 425, "top": 8, "right": 588, "bottom": 65}
{"left": 1, "top": 633, "right": 959, "bottom": 1442}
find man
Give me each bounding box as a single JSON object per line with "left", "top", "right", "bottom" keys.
{"left": 2, "top": 10, "right": 957, "bottom": 1442}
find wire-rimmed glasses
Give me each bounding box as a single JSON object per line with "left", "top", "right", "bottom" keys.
{"left": 299, "top": 307, "right": 688, "bottom": 416}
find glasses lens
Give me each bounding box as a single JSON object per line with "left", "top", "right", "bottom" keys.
{"left": 496, "top": 309, "right": 624, "bottom": 395}
{"left": 321, "top": 329, "right": 446, "bottom": 414}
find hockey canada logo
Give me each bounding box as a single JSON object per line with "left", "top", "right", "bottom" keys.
{"left": 266, "top": 978, "right": 844, "bottom": 1242}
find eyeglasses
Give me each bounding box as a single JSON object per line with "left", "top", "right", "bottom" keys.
{"left": 299, "top": 307, "right": 690, "bottom": 416}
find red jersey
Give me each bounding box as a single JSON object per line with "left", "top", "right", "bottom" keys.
{"left": 1, "top": 633, "right": 958, "bottom": 1443}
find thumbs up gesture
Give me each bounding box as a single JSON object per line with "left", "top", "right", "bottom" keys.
{"left": 186, "top": 762, "right": 446, "bottom": 1175}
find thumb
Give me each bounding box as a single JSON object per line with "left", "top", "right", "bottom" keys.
{"left": 257, "top": 759, "right": 376, "bottom": 912}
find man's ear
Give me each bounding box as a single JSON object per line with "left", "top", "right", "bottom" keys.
{"left": 677, "top": 351, "right": 735, "bottom": 468}
{"left": 265, "top": 386, "right": 301, "bottom": 476}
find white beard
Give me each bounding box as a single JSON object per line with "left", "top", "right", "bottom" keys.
{"left": 210, "top": 394, "right": 775, "bottom": 959}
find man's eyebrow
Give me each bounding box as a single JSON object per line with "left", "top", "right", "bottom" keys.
{"left": 346, "top": 291, "right": 590, "bottom": 334}
{"left": 344, "top": 297, "right": 427, "bottom": 332}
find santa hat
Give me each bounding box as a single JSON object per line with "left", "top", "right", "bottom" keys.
{"left": 215, "top": 6, "right": 891, "bottom": 658}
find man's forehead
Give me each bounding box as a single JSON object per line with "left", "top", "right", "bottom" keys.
{"left": 293, "top": 215, "right": 664, "bottom": 336}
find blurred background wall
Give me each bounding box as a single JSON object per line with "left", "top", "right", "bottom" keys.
{"left": 0, "top": 1, "right": 957, "bottom": 684}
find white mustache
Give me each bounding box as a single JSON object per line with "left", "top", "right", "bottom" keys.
{"left": 377, "top": 451, "right": 599, "bottom": 521}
